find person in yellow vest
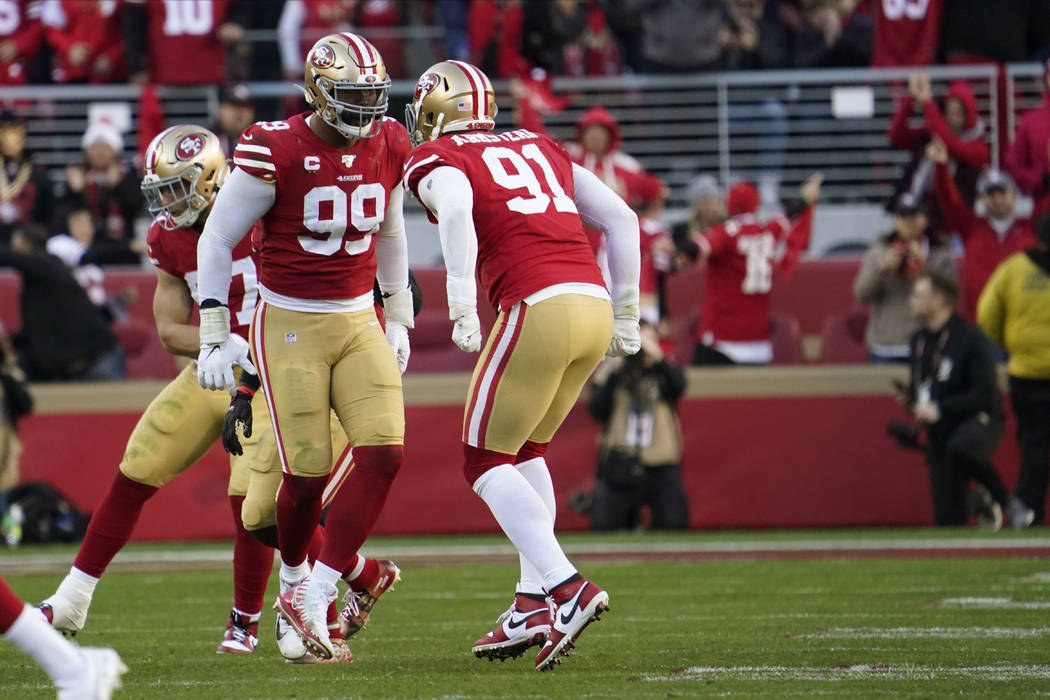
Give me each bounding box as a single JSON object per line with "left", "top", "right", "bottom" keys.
{"left": 977, "top": 212, "right": 1050, "bottom": 528}
{"left": 587, "top": 323, "right": 688, "bottom": 530}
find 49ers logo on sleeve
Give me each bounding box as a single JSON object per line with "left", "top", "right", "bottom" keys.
{"left": 311, "top": 44, "right": 336, "bottom": 69}
{"left": 175, "top": 134, "right": 205, "bottom": 161}
{"left": 414, "top": 73, "right": 440, "bottom": 100}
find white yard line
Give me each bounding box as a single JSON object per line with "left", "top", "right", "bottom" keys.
{"left": 941, "top": 597, "right": 1050, "bottom": 609}
{"left": 795, "top": 626, "right": 1050, "bottom": 639}
{"left": 644, "top": 664, "right": 1050, "bottom": 682}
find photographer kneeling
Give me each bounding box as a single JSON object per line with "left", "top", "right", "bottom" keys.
{"left": 901, "top": 271, "right": 1012, "bottom": 527}
{"left": 588, "top": 323, "right": 689, "bottom": 531}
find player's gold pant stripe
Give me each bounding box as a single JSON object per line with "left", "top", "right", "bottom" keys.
{"left": 251, "top": 301, "right": 291, "bottom": 474}
{"left": 464, "top": 303, "right": 526, "bottom": 447}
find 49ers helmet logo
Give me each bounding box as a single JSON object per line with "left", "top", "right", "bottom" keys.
{"left": 311, "top": 44, "right": 336, "bottom": 69}
{"left": 414, "top": 73, "right": 440, "bottom": 100}
{"left": 175, "top": 134, "right": 205, "bottom": 160}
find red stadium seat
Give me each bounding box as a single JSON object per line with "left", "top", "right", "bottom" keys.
{"left": 819, "top": 309, "right": 870, "bottom": 364}
{"left": 770, "top": 313, "right": 803, "bottom": 365}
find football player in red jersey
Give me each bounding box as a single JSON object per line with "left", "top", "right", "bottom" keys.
{"left": 195, "top": 33, "right": 413, "bottom": 661}
{"left": 403, "top": 60, "right": 640, "bottom": 671}
{"left": 692, "top": 176, "right": 822, "bottom": 365}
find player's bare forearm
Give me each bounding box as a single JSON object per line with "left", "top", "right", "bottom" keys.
{"left": 154, "top": 269, "right": 201, "bottom": 358}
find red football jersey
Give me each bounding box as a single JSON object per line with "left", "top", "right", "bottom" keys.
{"left": 698, "top": 213, "right": 791, "bottom": 344}
{"left": 639, "top": 216, "right": 672, "bottom": 298}
{"left": 233, "top": 113, "right": 411, "bottom": 301}
{"left": 0, "top": 0, "right": 43, "bottom": 85}
{"left": 871, "top": 0, "right": 942, "bottom": 67}
{"left": 128, "top": 0, "right": 230, "bottom": 85}
{"left": 404, "top": 128, "right": 605, "bottom": 311}
{"left": 146, "top": 220, "right": 259, "bottom": 340}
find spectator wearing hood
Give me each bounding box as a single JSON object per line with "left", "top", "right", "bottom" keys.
{"left": 854, "top": 194, "right": 957, "bottom": 363}
{"left": 692, "top": 175, "right": 822, "bottom": 365}
{"left": 61, "top": 120, "right": 142, "bottom": 247}
{"left": 672, "top": 174, "right": 726, "bottom": 263}
{"left": 977, "top": 212, "right": 1050, "bottom": 527}
{"left": 1006, "top": 59, "right": 1050, "bottom": 201}
{"left": 929, "top": 138, "right": 1043, "bottom": 321}
{"left": 565, "top": 105, "right": 643, "bottom": 200}
{"left": 0, "top": 110, "right": 52, "bottom": 250}
{"left": 888, "top": 73, "right": 988, "bottom": 234}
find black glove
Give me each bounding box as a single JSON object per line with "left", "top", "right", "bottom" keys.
{"left": 222, "top": 390, "right": 254, "bottom": 456}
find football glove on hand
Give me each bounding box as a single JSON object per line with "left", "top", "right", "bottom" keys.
{"left": 449, "top": 302, "right": 482, "bottom": 353}
{"left": 607, "top": 305, "right": 641, "bottom": 358}
{"left": 197, "top": 334, "right": 255, "bottom": 392}
{"left": 222, "top": 392, "right": 253, "bottom": 456}
{"left": 385, "top": 322, "right": 411, "bottom": 374}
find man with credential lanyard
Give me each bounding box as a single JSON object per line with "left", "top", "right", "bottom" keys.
{"left": 902, "top": 270, "right": 1013, "bottom": 527}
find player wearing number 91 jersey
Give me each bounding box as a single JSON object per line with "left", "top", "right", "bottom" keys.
{"left": 403, "top": 60, "right": 640, "bottom": 671}
{"left": 196, "top": 33, "right": 412, "bottom": 662}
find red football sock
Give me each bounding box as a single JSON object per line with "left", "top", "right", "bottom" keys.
{"left": 346, "top": 556, "right": 379, "bottom": 588}
{"left": 73, "top": 472, "right": 158, "bottom": 578}
{"left": 0, "top": 577, "right": 25, "bottom": 632}
{"left": 306, "top": 524, "right": 325, "bottom": 565}
{"left": 230, "top": 496, "right": 273, "bottom": 616}
{"left": 317, "top": 445, "right": 402, "bottom": 574}
{"left": 276, "top": 473, "right": 326, "bottom": 567}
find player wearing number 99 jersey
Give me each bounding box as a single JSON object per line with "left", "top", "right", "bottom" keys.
{"left": 403, "top": 60, "right": 641, "bottom": 670}
{"left": 196, "top": 33, "right": 412, "bottom": 661}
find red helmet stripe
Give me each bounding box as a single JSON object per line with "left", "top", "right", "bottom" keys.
{"left": 341, "top": 33, "right": 374, "bottom": 75}
{"left": 449, "top": 60, "right": 482, "bottom": 121}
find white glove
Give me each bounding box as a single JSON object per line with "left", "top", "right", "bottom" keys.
{"left": 449, "top": 301, "right": 481, "bottom": 353}
{"left": 385, "top": 321, "right": 411, "bottom": 374}
{"left": 607, "top": 304, "right": 641, "bottom": 357}
{"left": 198, "top": 334, "right": 256, "bottom": 391}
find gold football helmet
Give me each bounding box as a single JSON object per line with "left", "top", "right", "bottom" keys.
{"left": 302, "top": 32, "right": 390, "bottom": 140}
{"left": 405, "top": 60, "right": 497, "bottom": 147}
{"left": 141, "top": 125, "right": 227, "bottom": 231}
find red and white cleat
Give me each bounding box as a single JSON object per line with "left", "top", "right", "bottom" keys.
{"left": 339, "top": 559, "right": 401, "bottom": 638}
{"left": 473, "top": 593, "right": 552, "bottom": 661}
{"left": 273, "top": 577, "right": 337, "bottom": 660}
{"left": 288, "top": 601, "right": 354, "bottom": 664}
{"left": 534, "top": 578, "right": 609, "bottom": 672}
{"left": 216, "top": 609, "right": 258, "bottom": 654}
{"left": 38, "top": 591, "right": 90, "bottom": 637}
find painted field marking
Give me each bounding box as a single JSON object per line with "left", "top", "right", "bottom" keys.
{"left": 794, "top": 626, "right": 1050, "bottom": 639}
{"left": 941, "top": 597, "right": 1050, "bottom": 609}
{"left": 643, "top": 664, "right": 1050, "bottom": 682}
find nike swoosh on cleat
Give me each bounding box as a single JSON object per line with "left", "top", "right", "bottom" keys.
{"left": 506, "top": 609, "right": 548, "bottom": 630}
{"left": 559, "top": 584, "right": 589, "bottom": 626}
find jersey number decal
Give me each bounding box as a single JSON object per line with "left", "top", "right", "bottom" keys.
{"left": 881, "top": 0, "right": 929, "bottom": 20}
{"left": 185, "top": 258, "right": 258, "bottom": 326}
{"left": 162, "top": 0, "right": 214, "bottom": 36}
{"left": 482, "top": 144, "right": 578, "bottom": 215}
{"left": 300, "top": 184, "right": 385, "bottom": 256}
{"left": 738, "top": 233, "right": 775, "bottom": 295}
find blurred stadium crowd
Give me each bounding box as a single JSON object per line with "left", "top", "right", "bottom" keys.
{"left": 0, "top": 1, "right": 1047, "bottom": 376}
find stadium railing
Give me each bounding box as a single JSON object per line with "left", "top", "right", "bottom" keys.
{"left": 3, "top": 64, "right": 1011, "bottom": 210}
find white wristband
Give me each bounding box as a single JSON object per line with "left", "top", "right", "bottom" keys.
{"left": 199, "top": 306, "right": 231, "bottom": 346}
{"left": 383, "top": 288, "right": 414, "bottom": 328}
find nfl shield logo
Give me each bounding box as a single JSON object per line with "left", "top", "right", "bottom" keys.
{"left": 285, "top": 332, "right": 296, "bottom": 344}
{"left": 341, "top": 155, "right": 356, "bottom": 168}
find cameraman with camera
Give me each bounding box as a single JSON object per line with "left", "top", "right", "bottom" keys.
{"left": 855, "top": 194, "right": 957, "bottom": 363}
{"left": 587, "top": 323, "right": 688, "bottom": 531}
{"left": 897, "top": 270, "right": 1012, "bottom": 527}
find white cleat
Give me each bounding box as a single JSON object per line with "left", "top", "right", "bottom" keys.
{"left": 56, "top": 647, "right": 127, "bottom": 700}
{"left": 39, "top": 591, "right": 91, "bottom": 636}
{"left": 275, "top": 615, "right": 309, "bottom": 662}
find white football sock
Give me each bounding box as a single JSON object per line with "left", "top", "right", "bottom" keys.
{"left": 514, "top": 457, "right": 557, "bottom": 596}
{"left": 3, "top": 605, "right": 85, "bottom": 687}
{"left": 280, "top": 559, "right": 310, "bottom": 592}
{"left": 232, "top": 608, "right": 261, "bottom": 621}
{"left": 473, "top": 464, "right": 576, "bottom": 591}
{"left": 310, "top": 561, "right": 341, "bottom": 592}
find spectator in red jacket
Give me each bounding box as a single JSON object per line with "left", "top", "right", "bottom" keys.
{"left": 42, "top": 0, "right": 125, "bottom": 84}
{"left": 888, "top": 73, "right": 988, "bottom": 234}
{"left": 0, "top": 0, "right": 45, "bottom": 85}
{"left": 565, "top": 105, "right": 643, "bottom": 200}
{"left": 929, "top": 138, "right": 1042, "bottom": 321}
{"left": 1005, "top": 59, "right": 1050, "bottom": 201}
{"left": 692, "top": 175, "right": 822, "bottom": 366}
{"left": 626, "top": 171, "right": 675, "bottom": 328}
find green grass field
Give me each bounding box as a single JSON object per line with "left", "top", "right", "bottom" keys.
{"left": 2, "top": 529, "right": 1050, "bottom": 698}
